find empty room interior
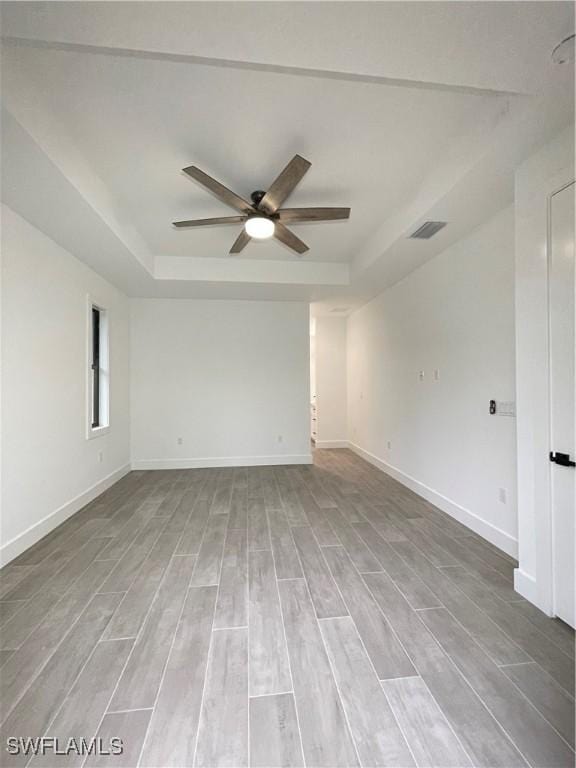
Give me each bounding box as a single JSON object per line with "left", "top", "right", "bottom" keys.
{"left": 1, "top": 2, "right": 575, "bottom": 767}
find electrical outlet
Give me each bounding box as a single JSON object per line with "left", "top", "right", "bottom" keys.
{"left": 387, "top": 441, "right": 392, "bottom": 450}
{"left": 418, "top": 370, "right": 425, "bottom": 382}
{"left": 97, "top": 450, "right": 103, "bottom": 463}
{"left": 177, "top": 437, "right": 183, "bottom": 445}
{"left": 498, "top": 487, "right": 507, "bottom": 504}
{"left": 278, "top": 435, "right": 283, "bottom": 443}
{"left": 433, "top": 369, "right": 440, "bottom": 381}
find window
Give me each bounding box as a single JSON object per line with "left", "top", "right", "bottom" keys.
{"left": 91, "top": 306, "right": 101, "bottom": 427}
{"left": 87, "top": 299, "right": 110, "bottom": 438}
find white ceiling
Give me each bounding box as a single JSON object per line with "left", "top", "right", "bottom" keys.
{"left": 1, "top": 2, "right": 574, "bottom": 312}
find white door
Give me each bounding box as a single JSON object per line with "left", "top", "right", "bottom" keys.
{"left": 550, "top": 181, "right": 575, "bottom": 628}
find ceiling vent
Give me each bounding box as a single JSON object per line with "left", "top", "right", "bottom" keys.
{"left": 409, "top": 221, "right": 447, "bottom": 240}
{"left": 330, "top": 307, "right": 349, "bottom": 313}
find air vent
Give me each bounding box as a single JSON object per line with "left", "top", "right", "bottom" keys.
{"left": 409, "top": 221, "right": 447, "bottom": 240}
{"left": 330, "top": 307, "right": 349, "bottom": 313}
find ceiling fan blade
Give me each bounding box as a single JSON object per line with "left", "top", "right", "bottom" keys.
{"left": 173, "top": 216, "right": 247, "bottom": 228}
{"left": 259, "top": 154, "right": 311, "bottom": 215}
{"left": 230, "top": 228, "right": 251, "bottom": 254}
{"left": 277, "top": 207, "right": 351, "bottom": 223}
{"left": 274, "top": 222, "right": 309, "bottom": 255}
{"left": 183, "top": 166, "right": 253, "bottom": 214}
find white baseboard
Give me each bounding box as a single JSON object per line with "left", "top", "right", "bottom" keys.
{"left": 132, "top": 454, "right": 313, "bottom": 470}
{"left": 314, "top": 440, "right": 348, "bottom": 449}
{"left": 0, "top": 464, "right": 131, "bottom": 567}
{"left": 513, "top": 568, "right": 542, "bottom": 608}
{"left": 348, "top": 442, "right": 518, "bottom": 559}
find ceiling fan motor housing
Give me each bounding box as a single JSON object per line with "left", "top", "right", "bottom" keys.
{"left": 250, "top": 190, "right": 267, "bottom": 207}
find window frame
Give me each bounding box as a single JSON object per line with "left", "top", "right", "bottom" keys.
{"left": 86, "top": 295, "right": 110, "bottom": 440}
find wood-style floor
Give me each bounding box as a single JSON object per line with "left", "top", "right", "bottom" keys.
{"left": 0, "top": 449, "right": 574, "bottom": 768}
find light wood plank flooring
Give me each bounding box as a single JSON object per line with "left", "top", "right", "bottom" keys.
{"left": 0, "top": 449, "right": 574, "bottom": 767}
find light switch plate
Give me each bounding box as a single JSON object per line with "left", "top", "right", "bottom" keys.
{"left": 497, "top": 401, "right": 516, "bottom": 417}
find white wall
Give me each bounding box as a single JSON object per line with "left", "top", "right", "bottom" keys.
{"left": 514, "top": 126, "right": 575, "bottom": 610}
{"left": 130, "top": 299, "right": 311, "bottom": 468}
{"left": 315, "top": 316, "right": 348, "bottom": 447}
{"left": 347, "top": 207, "right": 518, "bottom": 556}
{"left": 1, "top": 205, "right": 131, "bottom": 565}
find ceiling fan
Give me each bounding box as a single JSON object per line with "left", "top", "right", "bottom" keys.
{"left": 172, "top": 154, "right": 350, "bottom": 255}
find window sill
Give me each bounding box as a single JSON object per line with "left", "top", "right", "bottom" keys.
{"left": 87, "top": 425, "right": 110, "bottom": 441}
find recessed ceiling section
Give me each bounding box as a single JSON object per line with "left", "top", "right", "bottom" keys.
{"left": 1, "top": 43, "right": 506, "bottom": 265}
{"left": 155, "top": 256, "right": 349, "bottom": 286}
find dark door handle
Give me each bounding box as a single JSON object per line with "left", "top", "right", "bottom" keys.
{"left": 550, "top": 451, "right": 576, "bottom": 467}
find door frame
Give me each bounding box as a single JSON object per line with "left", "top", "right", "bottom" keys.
{"left": 514, "top": 128, "right": 574, "bottom": 616}
{"left": 547, "top": 179, "right": 575, "bottom": 620}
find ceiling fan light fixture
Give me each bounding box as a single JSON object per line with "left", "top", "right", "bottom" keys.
{"left": 175, "top": 155, "right": 350, "bottom": 254}
{"left": 245, "top": 216, "right": 275, "bottom": 239}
